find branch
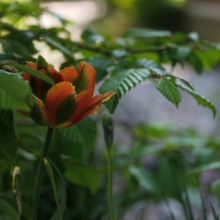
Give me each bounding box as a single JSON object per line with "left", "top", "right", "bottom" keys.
{"left": 74, "top": 42, "right": 172, "bottom": 56}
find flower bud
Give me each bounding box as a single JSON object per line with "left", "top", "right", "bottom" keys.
{"left": 43, "top": 158, "right": 54, "bottom": 180}
{"left": 12, "top": 166, "right": 21, "bottom": 194}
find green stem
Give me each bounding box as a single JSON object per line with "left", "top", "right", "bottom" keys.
{"left": 30, "top": 127, "right": 54, "bottom": 220}
{"left": 106, "top": 149, "right": 116, "bottom": 220}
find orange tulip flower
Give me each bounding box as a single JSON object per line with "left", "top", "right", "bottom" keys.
{"left": 21, "top": 56, "right": 115, "bottom": 127}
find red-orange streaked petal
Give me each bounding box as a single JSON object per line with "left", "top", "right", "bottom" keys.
{"left": 75, "top": 62, "right": 96, "bottom": 101}
{"left": 67, "top": 90, "right": 115, "bottom": 126}
{"left": 57, "top": 90, "right": 89, "bottom": 127}
{"left": 33, "top": 69, "right": 47, "bottom": 98}
{"left": 46, "top": 64, "right": 62, "bottom": 83}
{"left": 82, "top": 90, "right": 115, "bottom": 116}
{"left": 20, "top": 95, "right": 55, "bottom": 126}
{"left": 60, "top": 67, "right": 79, "bottom": 84}
{"left": 46, "top": 82, "right": 75, "bottom": 114}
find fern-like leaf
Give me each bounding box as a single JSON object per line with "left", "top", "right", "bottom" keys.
{"left": 100, "top": 68, "right": 150, "bottom": 113}
{"left": 156, "top": 77, "right": 181, "bottom": 108}
{"left": 100, "top": 58, "right": 166, "bottom": 113}
{"left": 175, "top": 81, "right": 216, "bottom": 118}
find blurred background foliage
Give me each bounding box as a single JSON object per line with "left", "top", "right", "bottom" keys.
{"left": 1, "top": 0, "right": 220, "bottom": 219}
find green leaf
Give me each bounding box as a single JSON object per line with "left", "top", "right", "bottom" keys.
{"left": 211, "top": 179, "right": 220, "bottom": 200}
{"left": 0, "top": 197, "right": 17, "bottom": 219}
{"left": 112, "top": 49, "right": 127, "bottom": 58}
{"left": 0, "top": 196, "right": 31, "bottom": 220}
{"left": 156, "top": 77, "right": 181, "bottom": 108}
{"left": 100, "top": 59, "right": 163, "bottom": 113}
{"left": 64, "top": 162, "right": 99, "bottom": 194}
{"left": 188, "top": 162, "right": 220, "bottom": 175}
{"left": 48, "top": 158, "right": 66, "bottom": 220}
{"left": 86, "top": 56, "right": 110, "bottom": 82}
{"left": 100, "top": 68, "right": 149, "bottom": 113}
{"left": 169, "top": 46, "right": 191, "bottom": 63}
{"left": 46, "top": 10, "right": 72, "bottom": 25}
{"left": 0, "top": 110, "right": 18, "bottom": 159}
{"left": 0, "top": 109, "right": 13, "bottom": 127}
{"left": 2, "top": 31, "right": 37, "bottom": 57}
{"left": 36, "top": 55, "right": 48, "bottom": 70}
{"left": 44, "top": 36, "right": 73, "bottom": 58}
{"left": 11, "top": 62, "right": 54, "bottom": 86}
{"left": 124, "top": 28, "right": 171, "bottom": 38}
{"left": 81, "top": 27, "right": 105, "bottom": 43}
{"left": 175, "top": 81, "right": 216, "bottom": 118}
{"left": 186, "top": 51, "right": 203, "bottom": 74}
{"left": 195, "top": 49, "right": 220, "bottom": 70}
{"left": 61, "top": 117, "right": 97, "bottom": 153}
{"left": 0, "top": 70, "right": 32, "bottom": 110}
{"left": 128, "top": 165, "right": 158, "bottom": 193}
{"left": 0, "top": 53, "right": 16, "bottom": 63}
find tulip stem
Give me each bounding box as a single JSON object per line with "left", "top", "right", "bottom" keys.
{"left": 30, "top": 127, "right": 54, "bottom": 220}
{"left": 106, "top": 149, "right": 116, "bottom": 220}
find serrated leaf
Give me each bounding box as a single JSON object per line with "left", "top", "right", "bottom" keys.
{"left": 100, "top": 68, "right": 149, "bottom": 113}
{"left": 0, "top": 70, "right": 32, "bottom": 110}
{"left": 135, "top": 58, "right": 167, "bottom": 74}
{"left": 61, "top": 117, "right": 97, "bottom": 153}
{"left": 156, "top": 77, "right": 181, "bottom": 108}
{"left": 128, "top": 165, "right": 157, "bottom": 193}
{"left": 11, "top": 62, "right": 54, "bottom": 86}
{"left": 100, "top": 64, "right": 153, "bottom": 113}
{"left": 0, "top": 111, "right": 18, "bottom": 159}
{"left": 0, "top": 109, "right": 13, "bottom": 127}
{"left": 168, "top": 75, "right": 194, "bottom": 90}
{"left": 64, "top": 162, "right": 99, "bottom": 194}
{"left": 170, "top": 46, "right": 191, "bottom": 62}
{"left": 186, "top": 51, "right": 203, "bottom": 74}
{"left": 124, "top": 28, "right": 171, "bottom": 38}
{"left": 175, "top": 81, "right": 216, "bottom": 117}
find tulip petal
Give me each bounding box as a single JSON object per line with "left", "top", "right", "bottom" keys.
{"left": 30, "top": 95, "right": 55, "bottom": 126}
{"left": 60, "top": 67, "right": 79, "bottom": 84}
{"left": 33, "top": 69, "right": 47, "bottom": 98}
{"left": 45, "top": 64, "right": 62, "bottom": 83}
{"left": 75, "top": 62, "right": 96, "bottom": 101}
{"left": 83, "top": 90, "right": 115, "bottom": 116}
{"left": 66, "top": 90, "right": 115, "bottom": 126}
{"left": 57, "top": 90, "right": 89, "bottom": 127}
{"left": 46, "top": 82, "right": 75, "bottom": 114}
